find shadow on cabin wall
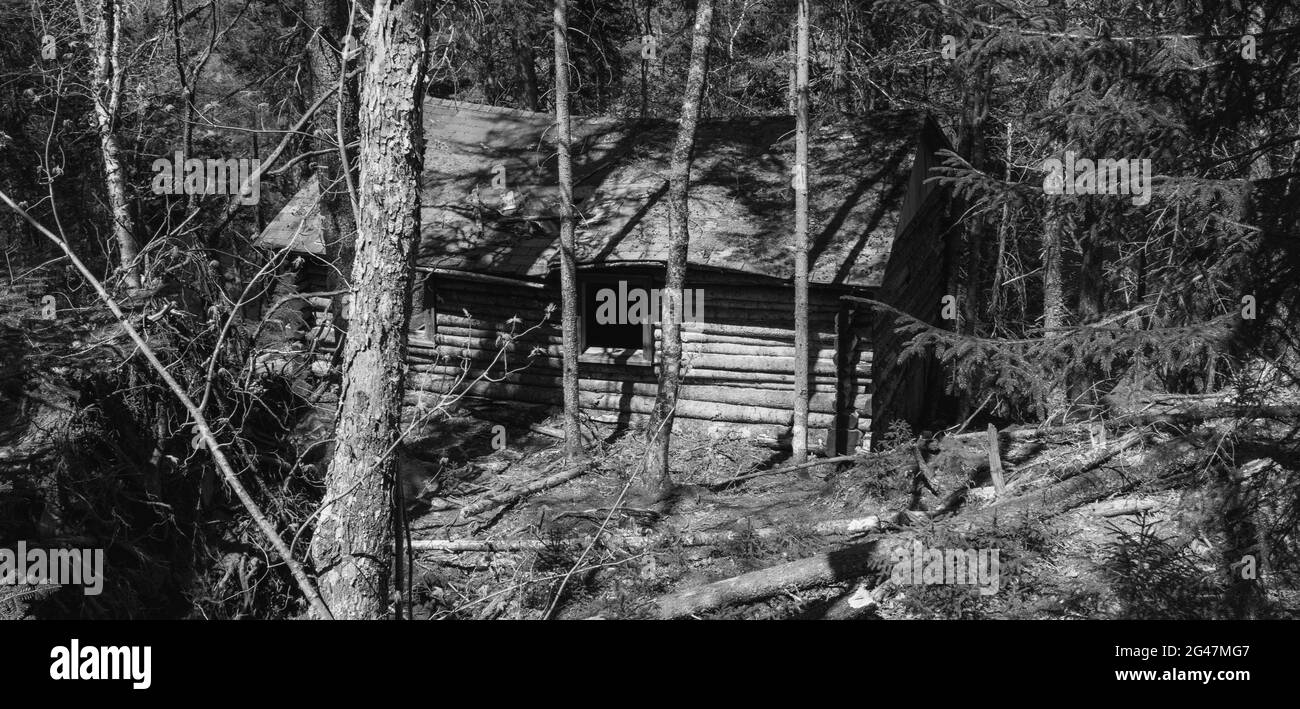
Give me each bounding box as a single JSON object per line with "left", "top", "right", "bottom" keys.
{"left": 418, "top": 263, "right": 874, "bottom": 452}
{"left": 867, "top": 129, "right": 961, "bottom": 447}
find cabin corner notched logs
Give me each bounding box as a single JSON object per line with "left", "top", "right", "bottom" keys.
{"left": 407, "top": 273, "right": 873, "bottom": 446}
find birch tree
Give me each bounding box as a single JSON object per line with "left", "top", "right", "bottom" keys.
{"left": 92, "top": 0, "right": 140, "bottom": 288}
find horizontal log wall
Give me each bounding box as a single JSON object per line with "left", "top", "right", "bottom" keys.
{"left": 410, "top": 274, "right": 873, "bottom": 440}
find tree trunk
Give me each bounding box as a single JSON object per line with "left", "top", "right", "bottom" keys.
{"left": 1215, "top": 459, "right": 1266, "bottom": 619}
{"left": 553, "top": 0, "right": 586, "bottom": 464}
{"left": 639, "top": 0, "right": 651, "bottom": 119}
{"left": 951, "top": 66, "right": 992, "bottom": 423}
{"left": 310, "top": 0, "right": 427, "bottom": 620}
{"left": 166, "top": 0, "right": 192, "bottom": 193}
{"left": 72, "top": 0, "right": 90, "bottom": 33}
{"left": 1072, "top": 212, "right": 1106, "bottom": 405}
{"left": 829, "top": 7, "right": 850, "bottom": 115}
{"left": 989, "top": 121, "right": 1012, "bottom": 330}
{"left": 646, "top": 0, "right": 713, "bottom": 492}
{"left": 1041, "top": 75, "right": 1071, "bottom": 418}
{"left": 791, "top": 0, "right": 810, "bottom": 466}
{"left": 1042, "top": 201, "right": 1067, "bottom": 416}
{"left": 958, "top": 68, "right": 991, "bottom": 337}
{"left": 1078, "top": 216, "right": 1104, "bottom": 324}
{"left": 786, "top": 23, "right": 797, "bottom": 115}
{"left": 93, "top": 0, "right": 140, "bottom": 288}
{"left": 305, "top": 0, "right": 359, "bottom": 338}
{"left": 512, "top": 3, "right": 539, "bottom": 111}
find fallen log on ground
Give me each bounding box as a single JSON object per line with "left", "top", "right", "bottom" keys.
{"left": 413, "top": 515, "right": 884, "bottom": 553}
{"left": 458, "top": 463, "right": 592, "bottom": 518}
{"left": 654, "top": 537, "right": 911, "bottom": 618}
{"left": 650, "top": 433, "right": 1194, "bottom": 618}
{"left": 947, "top": 423, "right": 1092, "bottom": 444}
{"left": 947, "top": 405, "right": 1296, "bottom": 445}
{"left": 1120, "top": 404, "right": 1298, "bottom": 427}
{"left": 528, "top": 423, "right": 597, "bottom": 446}
{"left": 1088, "top": 499, "right": 1160, "bottom": 517}
{"left": 1003, "top": 432, "right": 1144, "bottom": 485}
{"left": 943, "top": 434, "right": 1183, "bottom": 534}
{"left": 707, "top": 455, "right": 857, "bottom": 489}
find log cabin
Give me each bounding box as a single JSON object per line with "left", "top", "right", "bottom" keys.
{"left": 258, "top": 98, "right": 957, "bottom": 452}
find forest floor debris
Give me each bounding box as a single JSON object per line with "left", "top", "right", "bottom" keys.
{"left": 400, "top": 402, "right": 1300, "bottom": 620}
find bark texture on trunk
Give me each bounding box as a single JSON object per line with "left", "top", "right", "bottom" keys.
{"left": 1078, "top": 217, "right": 1104, "bottom": 325}
{"left": 1042, "top": 201, "right": 1067, "bottom": 412}
{"left": 646, "top": 0, "right": 713, "bottom": 492}
{"left": 989, "top": 121, "right": 1012, "bottom": 328}
{"left": 1041, "top": 75, "right": 1071, "bottom": 418}
{"left": 786, "top": 24, "right": 796, "bottom": 115}
{"left": 93, "top": 0, "right": 140, "bottom": 288}
{"left": 791, "top": 0, "right": 810, "bottom": 466}
{"left": 553, "top": 0, "right": 585, "bottom": 464}
{"left": 310, "top": 0, "right": 427, "bottom": 620}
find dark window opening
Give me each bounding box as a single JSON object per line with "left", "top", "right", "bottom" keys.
{"left": 582, "top": 296, "right": 642, "bottom": 349}
{"left": 579, "top": 277, "right": 654, "bottom": 365}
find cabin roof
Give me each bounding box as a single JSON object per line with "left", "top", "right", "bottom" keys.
{"left": 259, "top": 98, "right": 951, "bottom": 288}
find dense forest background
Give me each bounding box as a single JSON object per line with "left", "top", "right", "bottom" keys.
{"left": 1, "top": 0, "right": 1298, "bottom": 619}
